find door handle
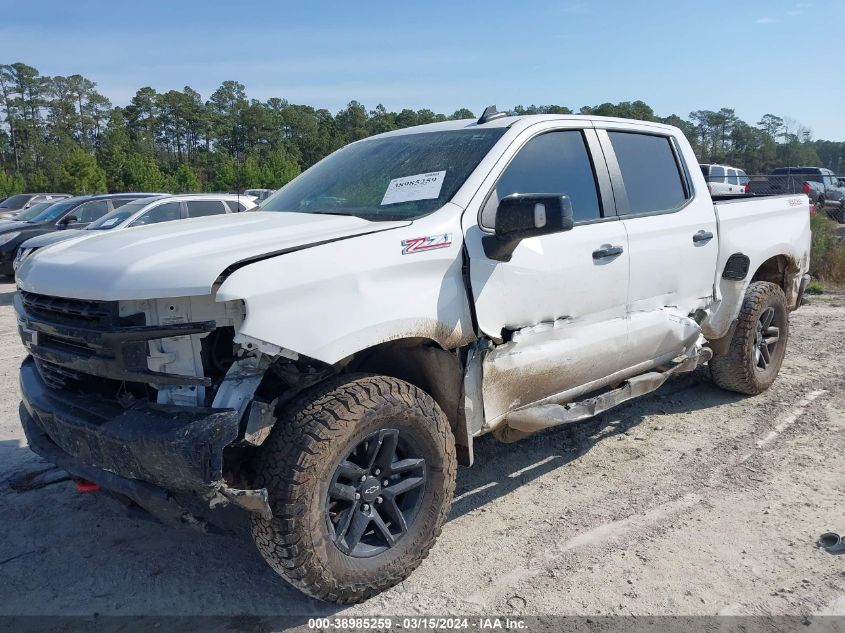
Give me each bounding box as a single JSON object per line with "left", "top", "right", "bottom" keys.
{"left": 592, "top": 245, "right": 624, "bottom": 260}
{"left": 692, "top": 230, "right": 714, "bottom": 244}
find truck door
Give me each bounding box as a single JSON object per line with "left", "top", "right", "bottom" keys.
{"left": 597, "top": 128, "right": 718, "bottom": 368}
{"left": 463, "top": 125, "right": 630, "bottom": 425}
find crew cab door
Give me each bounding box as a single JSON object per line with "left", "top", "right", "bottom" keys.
{"left": 596, "top": 127, "right": 718, "bottom": 368}
{"left": 462, "top": 123, "right": 630, "bottom": 425}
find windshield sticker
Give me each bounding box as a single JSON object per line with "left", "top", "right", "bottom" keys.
{"left": 100, "top": 218, "right": 121, "bottom": 228}
{"left": 401, "top": 233, "right": 452, "bottom": 255}
{"left": 381, "top": 171, "right": 446, "bottom": 206}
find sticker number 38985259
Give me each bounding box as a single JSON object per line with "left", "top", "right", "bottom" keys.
{"left": 381, "top": 171, "right": 446, "bottom": 206}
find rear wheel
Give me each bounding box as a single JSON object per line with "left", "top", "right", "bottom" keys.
{"left": 250, "top": 374, "right": 456, "bottom": 603}
{"left": 710, "top": 281, "right": 789, "bottom": 395}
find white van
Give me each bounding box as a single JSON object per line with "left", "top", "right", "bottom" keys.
{"left": 700, "top": 164, "right": 749, "bottom": 195}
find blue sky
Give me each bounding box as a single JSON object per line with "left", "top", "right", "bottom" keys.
{"left": 2, "top": 0, "right": 843, "bottom": 139}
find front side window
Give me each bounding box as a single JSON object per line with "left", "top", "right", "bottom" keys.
{"left": 186, "top": 200, "right": 227, "bottom": 218}
{"left": 608, "top": 132, "right": 687, "bottom": 214}
{"left": 261, "top": 128, "right": 506, "bottom": 221}
{"left": 72, "top": 200, "right": 110, "bottom": 223}
{"left": 483, "top": 130, "right": 601, "bottom": 227}
{"left": 130, "top": 201, "right": 182, "bottom": 226}
{"left": 27, "top": 200, "right": 81, "bottom": 223}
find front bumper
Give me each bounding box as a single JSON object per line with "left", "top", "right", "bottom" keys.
{"left": 19, "top": 356, "right": 276, "bottom": 528}
{"left": 20, "top": 356, "right": 240, "bottom": 490}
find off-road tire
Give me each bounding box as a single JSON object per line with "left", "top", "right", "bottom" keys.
{"left": 833, "top": 202, "right": 845, "bottom": 224}
{"left": 250, "top": 374, "right": 456, "bottom": 604}
{"left": 710, "top": 281, "right": 788, "bottom": 395}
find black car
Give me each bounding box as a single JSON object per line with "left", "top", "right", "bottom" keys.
{"left": 0, "top": 193, "right": 71, "bottom": 219}
{"left": 0, "top": 193, "right": 161, "bottom": 275}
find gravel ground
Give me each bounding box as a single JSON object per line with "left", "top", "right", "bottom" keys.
{"left": 0, "top": 278, "right": 843, "bottom": 622}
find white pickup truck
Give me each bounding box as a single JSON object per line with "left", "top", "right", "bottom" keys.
{"left": 15, "top": 109, "right": 811, "bottom": 603}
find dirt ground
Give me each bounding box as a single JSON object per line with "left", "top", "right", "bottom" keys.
{"left": 0, "top": 278, "right": 843, "bottom": 621}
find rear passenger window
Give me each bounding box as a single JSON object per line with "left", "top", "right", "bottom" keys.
{"left": 608, "top": 132, "right": 688, "bottom": 214}
{"left": 485, "top": 130, "right": 601, "bottom": 226}
{"left": 186, "top": 200, "right": 227, "bottom": 218}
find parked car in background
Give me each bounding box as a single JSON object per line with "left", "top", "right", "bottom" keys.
{"left": 770, "top": 167, "right": 845, "bottom": 222}
{"left": 748, "top": 167, "right": 845, "bottom": 222}
{"left": 699, "top": 164, "right": 750, "bottom": 196}
{"left": 243, "top": 188, "right": 275, "bottom": 202}
{"left": 0, "top": 193, "right": 161, "bottom": 275}
{"left": 14, "top": 193, "right": 256, "bottom": 270}
{"left": 0, "top": 193, "right": 70, "bottom": 219}
{"left": 0, "top": 200, "right": 62, "bottom": 224}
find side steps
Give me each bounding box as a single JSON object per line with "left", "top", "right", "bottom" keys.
{"left": 495, "top": 344, "right": 712, "bottom": 442}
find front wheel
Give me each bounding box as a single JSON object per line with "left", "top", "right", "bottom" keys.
{"left": 709, "top": 281, "right": 789, "bottom": 395}
{"left": 250, "top": 374, "right": 456, "bottom": 603}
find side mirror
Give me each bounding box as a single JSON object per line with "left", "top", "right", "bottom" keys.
{"left": 839, "top": 179, "right": 845, "bottom": 187}
{"left": 58, "top": 215, "right": 78, "bottom": 227}
{"left": 483, "top": 194, "right": 574, "bottom": 262}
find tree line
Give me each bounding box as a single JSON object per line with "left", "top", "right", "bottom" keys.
{"left": 0, "top": 61, "right": 842, "bottom": 196}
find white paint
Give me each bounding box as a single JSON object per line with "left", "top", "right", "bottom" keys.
{"left": 16, "top": 211, "right": 410, "bottom": 301}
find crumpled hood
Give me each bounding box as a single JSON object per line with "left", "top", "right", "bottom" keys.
{"left": 16, "top": 212, "right": 410, "bottom": 300}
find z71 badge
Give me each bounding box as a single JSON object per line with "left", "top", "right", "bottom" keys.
{"left": 401, "top": 233, "right": 452, "bottom": 255}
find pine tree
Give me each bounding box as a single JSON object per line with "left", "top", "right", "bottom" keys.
{"left": 59, "top": 147, "right": 106, "bottom": 194}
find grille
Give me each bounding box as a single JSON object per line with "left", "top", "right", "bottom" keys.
{"left": 21, "top": 291, "right": 118, "bottom": 328}
{"left": 35, "top": 359, "right": 84, "bottom": 390}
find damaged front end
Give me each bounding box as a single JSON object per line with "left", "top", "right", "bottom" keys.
{"left": 15, "top": 290, "right": 313, "bottom": 528}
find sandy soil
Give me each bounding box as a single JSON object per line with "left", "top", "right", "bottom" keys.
{"left": 0, "top": 278, "right": 843, "bottom": 622}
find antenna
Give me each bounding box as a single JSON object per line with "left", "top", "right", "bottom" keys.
{"left": 477, "top": 105, "right": 507, "bottom": 125}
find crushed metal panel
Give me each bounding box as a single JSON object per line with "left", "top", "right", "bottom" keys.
{"left": 209, "top": 484, "right": 272, "bottom": 520}
{"left": 494, "top": 344, "right": 711, "bottom": 443}
{"left": 243, "top": 398, "right": 276, "bottom": 446}
{"left": 481, "top": 315, "right": 628, "bottom": 427}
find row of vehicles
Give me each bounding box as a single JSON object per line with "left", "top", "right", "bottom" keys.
{"left": 0, "top": 193, "right": 256, "bottom": 275}
{"left": 701, "top": 163, "right": 845, "bottom": 222}
{"left": 14, "top": 110, "right": 812, "bottom": 603}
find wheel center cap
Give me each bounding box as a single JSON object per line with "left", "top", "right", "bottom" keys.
{"left": 360, "top": 477, "right": 382, "bottom": 501}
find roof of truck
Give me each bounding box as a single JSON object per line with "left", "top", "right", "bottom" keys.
{"left": 368, "top": 114, "right": 679, "bottom": 141}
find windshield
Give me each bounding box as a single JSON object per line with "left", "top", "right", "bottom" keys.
{"left": 13, "top": 202, "right": 54, "bottom": 220}
{"left": 26, "top": 200, "right": 82, "bottom": 223}
{"left": 0, "top": 194, "right": 32, "bottom": 209}
{"left": 87, "top": 200, "right": 151, "bottom": 229}
{"left": 260, "top": 128, "right": 506, "bottom": 220}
